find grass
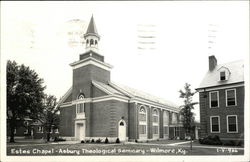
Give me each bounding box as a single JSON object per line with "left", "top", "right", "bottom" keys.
{"left": 7, "top": 141, "right": 244, "bottom": 156}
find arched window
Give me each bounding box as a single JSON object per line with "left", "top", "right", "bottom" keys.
{"left": 139, "top": 106, "right": 147, "bottom": 136}
{"left": 95, "top": 40, "right": 98, "bottom": 45}
{"left": 152, "top": 109, "right": 159, "bottom": 136}
{"left": 77, "top": 94, "right": 84, "bottom": 114}
{"left": 90, "top": 39, "right": 94, "bottom": 46}
{"left": 86, "top": 39, "right": 89, "bottom": 44}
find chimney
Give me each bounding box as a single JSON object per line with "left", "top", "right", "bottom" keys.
{"left": 209, "top": 55, "right": 217, "bottom": 71}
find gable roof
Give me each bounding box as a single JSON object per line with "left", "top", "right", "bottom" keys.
{"left": 197, "top": 60, "right": 244, "bottom": 89}
{"left": 109, "top": 82, "right": 179, "bottom": 108}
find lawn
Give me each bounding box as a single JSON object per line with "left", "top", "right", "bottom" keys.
{"left": 7, "top": 141, "right": 244, "bottom": 156}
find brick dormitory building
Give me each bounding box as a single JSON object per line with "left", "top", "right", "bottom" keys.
{"left": 196, "top": 56, "right": 244, "bottom": 143}
{"left": 57, "top": 16, "right": 196, "bottom": 142}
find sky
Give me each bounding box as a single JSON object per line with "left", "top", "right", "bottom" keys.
{"left": 1, "top": 1, "right": 249, "bottom": 122}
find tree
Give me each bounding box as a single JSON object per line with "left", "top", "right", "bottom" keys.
{"left": 179, "top": 83, "right": 198, "bottom": 149}
{"left": 38, "top": 94, "right": 60, "bottom": 142}
{"left": 7, "top": 60, "right": 46, "bottom": 142}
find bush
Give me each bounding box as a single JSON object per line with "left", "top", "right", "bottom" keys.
{"left": 81, "top": 140, "right": 85, "bottom": 143}
{"left": 222, "top": 140, "right": 243, "bottom": 146}
{"left": 199, "top": 135, "right": 222, "bottom": 145}
{"left": 96, "top": 138, "right": 102, "bottom": 143}
{"left": 135, "top": 139, "right": 138, "bottom": 143}
{"left": 116, "top": 138, "right": 120, "bottom": 143}
{"left": 54, "top": 137, "right": 66, "bottom": 142}
{"left": 91, "top": 139, "right": 95, "bottom": 143}
{"left": 105, "top": 137, "right": 109, "bottom": 143}
{"left": 86, "top": 139, "right": 90, "bottom": 143}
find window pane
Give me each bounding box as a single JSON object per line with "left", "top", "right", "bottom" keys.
{"left": 227, "top": 90, "right": 236, "bottom": 106}
{"left": 164, "top": 127, "right": 169, "bottom": 134}
{"left": 139, "top": 125, "right": 146, "bottom": 134}
{"left": 153, "top": 116, "right": 158, "bottom": 123}
{"left": 163, "top": 111, "right": 169, "bottom": 125}
{"left": 228, "top": 116, "right": 237, "bottom": 132}
{"left": 139, "top": 114, "right": 146, "bottom": 121}
{"left": 153, "top": 126, "right": 158, "bottom": 134}
{"left": 220, "top": 71, "right": 226, "bottom": 80}
{"left": 210, "top": 92, "right": 218, "bottom": 107}
{"left": 211, "top": 117, "right": 219, "bottom": 132}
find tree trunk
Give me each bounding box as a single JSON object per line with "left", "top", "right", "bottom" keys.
{"left": 9, "top": 120, "right": 15, "bottom": 143}
{"left": 46, "top": 126, "right": 51, "bottom": 142}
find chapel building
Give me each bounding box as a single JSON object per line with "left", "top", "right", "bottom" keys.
{"left": 58, "top": 16, "right": 182, "bottom": 142}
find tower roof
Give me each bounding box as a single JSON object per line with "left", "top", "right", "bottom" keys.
{"left": 84, "top": 15, "right": 100, "bottom": 38}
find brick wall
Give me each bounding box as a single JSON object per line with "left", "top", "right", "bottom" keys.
{"left": 59, "top": 105, "right": 76, "bottom": 136}
{"left": 199, "top": 86, "right": 244, "bottom": 140}
{"left": 90, "top": 100, "right": 128, "bottom": 137}
{"left": 72, "top": 64, "right": 110, "bottom": 99}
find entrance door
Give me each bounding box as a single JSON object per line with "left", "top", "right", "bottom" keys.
{"left": 118, "top": 120, "right": 126, "bottom": 141}
{"left": 76, "top": 123, "right": 85, "bottom": 141}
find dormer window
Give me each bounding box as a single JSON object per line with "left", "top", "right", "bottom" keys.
{"left": 220, "top": 71, "right": 226, "bottom": 81}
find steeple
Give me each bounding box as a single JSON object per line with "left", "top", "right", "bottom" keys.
{"left": 84, "top": 15, "right": 100, "bottom": 53}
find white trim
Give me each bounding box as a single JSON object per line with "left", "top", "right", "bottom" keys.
{"left": 196, "top": 83, "right": 244, "bottom": 92}
{"left": 210, "top": 116, "right": 220, "bottom": 133}
{"left": 130, "top": 97, "right": 179, "bottom": 113}
{"left": 226, "top": 115, "right": 238, "bottom": 133}
{"left": 57, "top": 87, "right": 72, "bottom": 106}
{"left": 225, "top": 89, "right": 237, "bottom": 107}
{"left": 92, "top": 80, "right": 113, "bottom": 95}
{"left": 209, "top": 91, "right": 219, "bottom": 108}
{"left": 70, "top": 57, "right": 113, "bottom": 71}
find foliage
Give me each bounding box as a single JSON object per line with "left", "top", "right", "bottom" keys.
{"left": 81, "top": 140, "right": 85, "bottom": 143}
{"left": 54, "top": 137, "right": 66, "bottom": 142}
{"left": 179, "top": 83, "right": 198, "bottom": 135}
{"left": 96, "top": 138, "right": 102, "bottom": 143}
{"left": 116, "top": 138, "right": 120, "bottom": 143}
{"left": 91, "top": 139, "right": 95, "bottom": 143}
{"left": 7, "top": 60, "right": 46, "bottom": 142}
{"left": 104, "top": 137, "right": 109, "bottom": 143}
{"left": 199, "top": 135, "right": 222, "bottom": 145}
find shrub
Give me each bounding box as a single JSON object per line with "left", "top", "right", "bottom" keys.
{"left": 81, "top": 140, "right": 85, "bottom": 143}
{"left": 116, "top": 138, "right": 120, "bottom": 143}
{"left": 199, "top": 135, "right": 222, "bottom": 145}
{"left": 91, "top": 139, "right": 95, "bottom": 143}
{"left": 86, "top": 139, "right": 90, "bottom": 143}
{"left": 54, "top": 137, "right": 66, "bottom": 142}
{"left": 96, "top": 138, "right": 102, "bottom": 143}
{"left": 222, "top": 140, "right": 243, "bottom": 146}
{"left": 135, "top": 139, "right": 138, "bottom": 143}
{"left": 105, "top": 137, "right": 109, "bottom": 144}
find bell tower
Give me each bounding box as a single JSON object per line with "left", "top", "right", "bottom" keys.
{"left": 70, "top": 15, "right": 112, "bottom": 99}
{"left": 84, "top": 15, "right": 100, "bottom": 53}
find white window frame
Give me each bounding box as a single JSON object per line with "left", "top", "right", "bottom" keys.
{"left": 210, "top": 116, "right": 220, "bottom": 133}
{"left": 227, "top": 115, "right": 238, "bottom": 133}
{"left": 225, "top": 89, "right": 237, "bottom": 107}
{"left": 139, "top": 106, "right": 147, "bottom": 136}
{"left": 209, "top": 91, "right": 219, "bottom": 108}
{"left": 220, "top": 71, "right": 226, "bottom": 81}
{"left": 152, "top": 109, "right": 159, "bottom": 136}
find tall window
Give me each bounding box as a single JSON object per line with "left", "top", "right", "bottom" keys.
{"left": 139, "top": 106, "right": 147, "bottom": 136}
{"left": 163, "top": 111, "right": 169, "bottom": 136}
{"left": 226, "top": 89, "right": 236, "bottom": 106}
{"left": 210, "top": 116, "right": 220, "bottom": 133}
{"left": 209, "top": 91, "right": 219, "bottom": 108}
{"left": 77, "top": 94, "right": 84, "bottom": 114}
{"left": 152, "top": 109, "right": 159, "bottom": 136}
{"left": 227, "top": 115, "right": 238, "bottom": 133}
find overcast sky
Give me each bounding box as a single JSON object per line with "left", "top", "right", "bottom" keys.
{"left": 1, "top": 1, "right": 249, "bottom": 121}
